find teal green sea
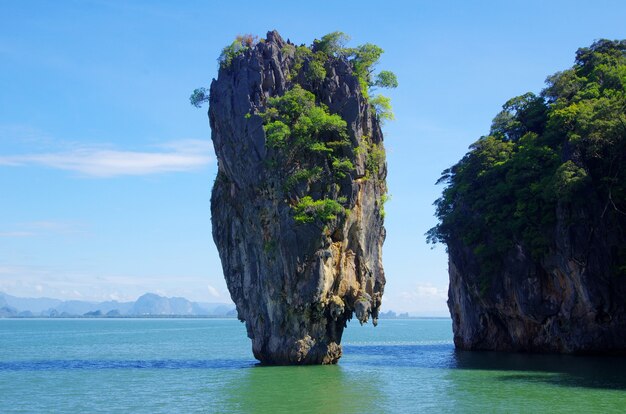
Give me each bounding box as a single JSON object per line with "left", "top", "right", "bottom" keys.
{"left": 1, "top": 319, "right": 625, "bottom": 413}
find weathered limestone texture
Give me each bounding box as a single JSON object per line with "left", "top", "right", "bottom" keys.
{"left": 448, "top": 182, "right": 626, "bottom": 354}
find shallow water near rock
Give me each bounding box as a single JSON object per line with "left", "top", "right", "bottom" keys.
{"left": 1, "top": 319, "right": 625, "bottom": 412}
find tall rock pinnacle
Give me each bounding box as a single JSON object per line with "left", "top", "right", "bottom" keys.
{"left": 208, "top": 31, "right": 388, "bottom": 364}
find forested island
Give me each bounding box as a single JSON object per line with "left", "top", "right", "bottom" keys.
{"left": 429, "top": 40, "right": 626, "bottom": 353}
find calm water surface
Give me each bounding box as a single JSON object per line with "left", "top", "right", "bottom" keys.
{"left": 1, "top": 319, "right": 625, "bottom": 413}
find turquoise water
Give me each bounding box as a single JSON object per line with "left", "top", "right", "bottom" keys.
{"left": 1, "top": 319, "right": 625, "bottom": 413}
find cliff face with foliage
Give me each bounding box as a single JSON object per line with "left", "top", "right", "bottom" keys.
{"left": 429, "top": 40, "right": 626, "bottom": 353}
{"left": 207, "top": 31, "right": 389, "bottom": 364}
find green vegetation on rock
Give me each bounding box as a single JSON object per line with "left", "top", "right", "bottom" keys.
{"left": 259, "top": 85, "right": 349, "bottom": 162}
{"left": 189, "top": 87, "right": 209, "bottom": 108}
{"left": 259, "top": 85, "right": 351, "bottom": 224}
{"left": 309, "top": 32, "right": 398, "bottom": 117}
{"left": 428, "top": 39, "right": 626, "bottom": 278}
{"left": 193, "top": 31, "right": 393, "bottom": 225}
{"left": 360, "top": 136, "right": 386, "bottom": 179}
{"left": 218, "top": 34, "right": 258, "bottom": 69}
{"left": 369, "top": 95, "right": 395, "bottom": 121}
{"left": 293, "top": 196, "right": 345, "bottom": 224}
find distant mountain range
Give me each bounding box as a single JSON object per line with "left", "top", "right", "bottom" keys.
{"left": 0, "top": 292, "right": 237, "bottom": 318}
{"left": 378, "top": 310, "right": 412, "bottom": 319}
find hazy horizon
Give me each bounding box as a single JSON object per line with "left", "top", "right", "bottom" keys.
{"left": 0, "top": 290, "right": 450, "bottom": 317}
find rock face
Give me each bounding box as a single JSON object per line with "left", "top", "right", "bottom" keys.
{"left": 208, "top": 31, "right": 387, "bottom": 364}
{"left": 448, "top": 215, "right": 626, "bottom": 353}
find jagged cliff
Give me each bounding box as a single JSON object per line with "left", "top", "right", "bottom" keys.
{"left": 430, "top": 39, "right": 626, "bottom": 353}
{"left": 208, "top": 31, "right": 388, "bottom": 364}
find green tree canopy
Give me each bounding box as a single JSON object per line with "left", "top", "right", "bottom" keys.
{"left": 312, "top": 31, "right": 351, "bottom": 57}
{"left": 428, "top": 39, "right": 626, "bottom": 278}
{"left": 374, "top": 71, "right": 399, "bottom": 89}
{"left": 189, "top": 87, "right": 209, "bottom": 108}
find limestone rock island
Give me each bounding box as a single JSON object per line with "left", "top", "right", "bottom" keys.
{"left": 429, "top": 40, "right": 626, "bottom": 353}
{"left": 202, "top": 31, "right": 393, "bottom": 364}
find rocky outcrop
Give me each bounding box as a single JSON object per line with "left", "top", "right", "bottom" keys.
{"left": 433, "top": 40, "right": 626, "bottom": 354}
{"left": 208, "top": 31, "right": 387, "bottom": 364}
{"left": 448, "top": 200, "right": 626, "bottom": 353}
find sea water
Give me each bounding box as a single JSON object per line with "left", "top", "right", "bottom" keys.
{"left": 1, "top": 319, "right": 625, "bottom": 413}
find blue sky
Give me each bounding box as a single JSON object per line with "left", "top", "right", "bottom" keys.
{"left": 1, "top": 0, "right": 625, "bottom": 314}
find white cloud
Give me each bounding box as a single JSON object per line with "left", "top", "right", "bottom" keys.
{"left": 398, "top": 283, "right": 448, "bottom": 301}
{"left": 0, "top": 231, "right": 35, "bottom": 238}
{"left": 0, "top": 221, "right": 87, "bottom": 238}
{"left": 0, "top": 139, "right": 213, "bottom": 177}
{"left": 0, "top": 124, "right": 54, "bottom": 147}
{"left": 415, "top": 283, "right": 447, "bottom": 299}
{"left": 207, "top": 284, "right": 220, "bottom": 298}
{"left": 383, "top": 283, "right": 449, "bottom": 316}
{"left": 24, "top": 221, "right": 73, "bottom": 230}
{"left": 0, "top": 262, "right": 233, "bottom": 304}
